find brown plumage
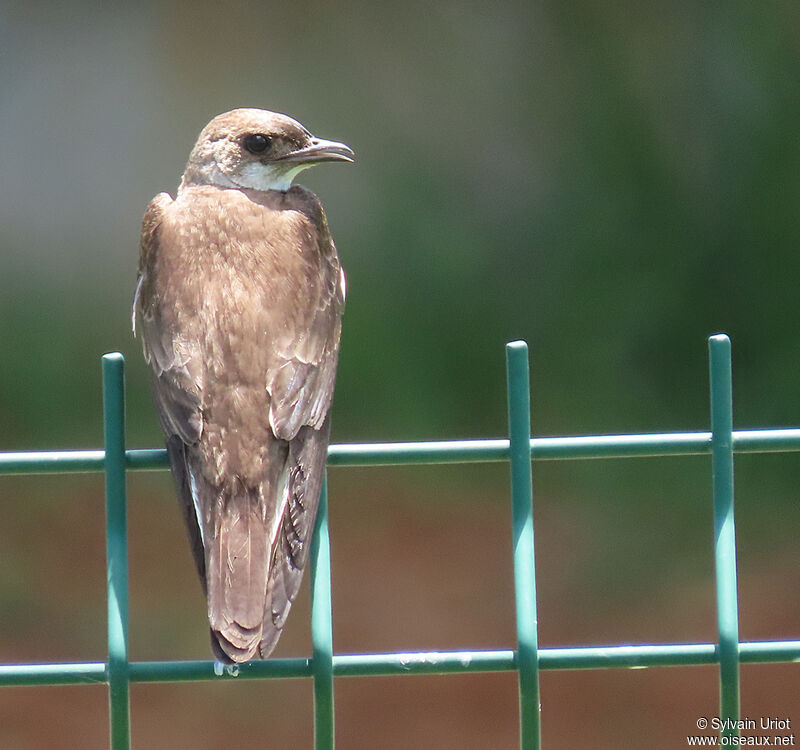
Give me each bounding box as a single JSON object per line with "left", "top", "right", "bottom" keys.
{"left": 133, "top": 109, "right": 352, "bottom": 662}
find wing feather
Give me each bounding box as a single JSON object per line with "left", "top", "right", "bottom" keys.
{"left": 260, "top": 421, "right": 331, "bottom": 657}
{"left": 134, "top": 193, "right": 203, "bottom": 445}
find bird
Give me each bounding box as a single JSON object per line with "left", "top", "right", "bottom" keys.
{"left": 133, "top": 108, "right": 352, "bottom": 663}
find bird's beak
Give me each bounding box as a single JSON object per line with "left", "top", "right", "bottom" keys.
{"left": 278, "top": 138, "right": 355, "bottom": 165}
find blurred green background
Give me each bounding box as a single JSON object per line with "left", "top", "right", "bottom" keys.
{"left": 1, "top": 1, "right": 799, "bottom": 748}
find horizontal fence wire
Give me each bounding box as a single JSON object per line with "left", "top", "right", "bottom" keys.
{"left": 5, "top": 429, "right": 800, "bottom": 475}
{"left": 1, "top": 336, "right": 799, "bottom": 749}
{"left": 3, "top": 639, "right": 800, "bottom": 688}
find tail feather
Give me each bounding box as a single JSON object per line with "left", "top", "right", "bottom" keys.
{"left": 207, "top": 486, "right": 270, "bottom": 662}
{"left": 211, "top": 627, "right": 259, "bottom": 664}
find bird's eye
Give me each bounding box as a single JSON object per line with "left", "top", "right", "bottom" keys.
{"left": 243, "top": 134, "right": 272, "bottom": 154}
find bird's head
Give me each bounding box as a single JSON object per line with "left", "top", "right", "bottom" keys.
{"left": 179, "top": 108, "right": 354, "bottom": 193}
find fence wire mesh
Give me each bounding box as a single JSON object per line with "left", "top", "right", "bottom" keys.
{"left": 1, "top": 335, "right": 799, "bottom": 749}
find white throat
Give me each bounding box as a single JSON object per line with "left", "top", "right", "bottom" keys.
{"left": 229, "top": 161, "right": 313, "bottom": 192}
{"left": 180, "top": 160, "right": 312, "bottom": 193}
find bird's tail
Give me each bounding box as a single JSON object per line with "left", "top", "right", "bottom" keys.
{"left": 165, "top": 437, "right": 268, "bottom": 662}
{"left": 180, "top": 423, "right": 329, "bottom": 663}
{"left": 206, "top": 482, "right": 272, "bottom": 663}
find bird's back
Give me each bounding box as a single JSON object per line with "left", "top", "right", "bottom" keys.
{"left": 136, "top": 183, "right": 345, "bottom": 661}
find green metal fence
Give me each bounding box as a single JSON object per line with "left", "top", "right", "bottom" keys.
{"left": 1, "top": 334, "right": 799, "bottom": 748}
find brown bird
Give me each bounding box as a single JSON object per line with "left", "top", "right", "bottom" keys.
{"left": 133, "top": 108, "right": 352, "bottom": 662}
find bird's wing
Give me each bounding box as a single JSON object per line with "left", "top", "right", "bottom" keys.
{"left": 259, "top": 240, "right": 345, "bottom": 657}
{"left": 134, "top": 192, "right": 203, "bottom": 445}
{"left": 267, "top": 262, "right": 345, "bottom": 440}
{"left": 133, "top": 192, "right": 206, "bottom": 586}
{"left": 259, "top": 421, "right": 331, "bottom": 657}
{"left": 207, "top": 231, "right": 344, "bottom": 661}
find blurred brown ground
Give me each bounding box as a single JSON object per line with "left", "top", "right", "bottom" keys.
{"left": 1, "top": 463, "right": 798, "bottom": 749}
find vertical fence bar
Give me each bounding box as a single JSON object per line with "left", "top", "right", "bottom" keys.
{"left": 505, "top": 341, "right": 541, "bottom": 750}
{"left": 708, "top": 334, "right": 740, "bottom": 741}
{"left": 102, "top": 353, "right": 131, "bottom": 750}
{"left": 311, "top": 473, "right": 335, "bottom": 750}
